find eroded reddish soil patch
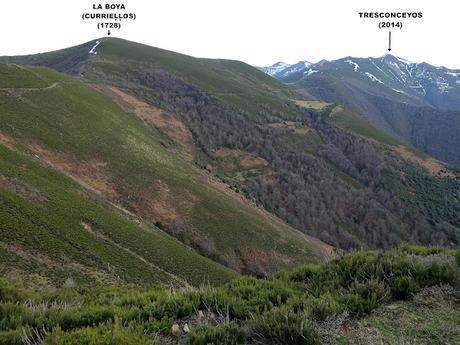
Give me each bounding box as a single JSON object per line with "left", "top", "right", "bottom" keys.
{"left": 214, "top": 148, "right": 268, "bottom": 169}
{"left": 30, "top": 145, "right": 117, "bottom": 198}
{"left": 0, "top": 131, "right": 17, "bottom": 150}
{"left": 395, "top": 146, "right": 455, "bottom": 178}
{"left": 94, "top": 85, "right": 196, "bottom": 161}
{"left": 129, "top": 179, "right": 179, "bottom": 225}
{"left": 0, "top": 175, "right": 46, "bottom": 203}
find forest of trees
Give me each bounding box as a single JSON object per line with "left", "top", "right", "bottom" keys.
{"left": 105, "top": 67, "right": 459, "bottom": 250}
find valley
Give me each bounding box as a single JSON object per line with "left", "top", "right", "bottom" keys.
{"left": 260, "top": 55, "right": 460, "bottom": 167}
{"left": 0, "top": 36, "right": 458, "bottom": 344}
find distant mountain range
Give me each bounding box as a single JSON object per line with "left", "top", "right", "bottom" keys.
{"left": 260, "top": 55, "right": 460, "bottom": 110}
{"left": 259, "top": 55, "right": 460, "bottom": 167}
{"left": 260, "top": 60, "right": 312, "bottom": 79}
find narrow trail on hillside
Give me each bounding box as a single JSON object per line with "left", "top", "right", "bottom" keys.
{"left": 0, "top": 81, "right": 60, "bottom": 92}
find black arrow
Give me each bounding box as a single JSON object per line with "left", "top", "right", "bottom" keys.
{"left": 388, "top": 31, "right": 392, "bottom": 51}
{"left": 107, "top": 30, "right": 111, "bottom": 36}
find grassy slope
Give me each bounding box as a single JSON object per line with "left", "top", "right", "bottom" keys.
{"left": 295, "top": 99, "right": 404, "bottom": 147}
{"left": 342, "top": 287, "right": 460, "bottom": 345}
{"left": 0, "top": 41, "right": 94, "bottom": 68}
{"left": 0, "top": 145, "right": 235, "bottom": 287}
{"left": 0, "top": 64, "right": 330, "bottom": 277}
{"left": 84, "top": 38, "right": 299, "bottom": 117}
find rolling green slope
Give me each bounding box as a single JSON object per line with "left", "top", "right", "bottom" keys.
{"left": 0, "top": 64, "right": 331, "bottom": 282}
{"left": 296, "top": 100, "right": 405, "bottom": 147}
{"left": 0, "top": 144, "right": 235, "bottom": 287}
{"left": 78, "top": 39, "right": 459, "bottom": 249}
{"left": 3, "top": 37, "right": 457, "bottom": 258}
{"left": 81, "top": 38, "right": 300, "bottom": 117}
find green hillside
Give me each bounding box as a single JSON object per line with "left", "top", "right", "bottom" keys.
{"left": 0, "top": 144, "right": 235, "bottom": 287}
{"left": 81, "top": 39, "right": 459, "bottom": 250}
{"left": 0, "top": 63, "right": 331, "bottom": 281}
{"left": 81, "top": 38, "right": 299, "bottom": 117}
{"left": 2, "top": 37, "right": 458, "bottom": 263}
{"left": 296, "top": 100, "right": 404, "bottom": 147}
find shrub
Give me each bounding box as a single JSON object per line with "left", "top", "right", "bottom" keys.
{"left": 148, "top": 289, "right": 201, "bottom": 320}
{"left": 249, "top": 307, "right": 321, "bottom": 345}
{"left": 56, "top": 307, "right": 115, "bottom": 331}
{"left": 187, "top": 323, "right": 245, "bottom": 345}
{"left": 0, "top": 303, "right": 38, "bottom": 331}
{"left": 304, "top": 294, "right": 344, "bottom": 321}
{"left": 278, "top": 264, "right": 320, "bottom": 283}
{"left": 43, "top": 321, "right": 151, "bottom": 345}
{"left": 0, "top": 329, "right": 22, "bottom": 345}
{"left": 338, "top": 279, "right": 388, "bottom": 316}
{"left": 0, "top": 279, "right": 27, "bottom": 303}
{"left": 0, "top": 247, "right": 458, "bottom": 345}
{"left": 391, "top": 276, "right": 420, "bottom": 299}
{"left": 398, "top": 244, "right": 447, "bottom": 256}
{"left": 201, "top": 277, "right": 299, "bottom": 319}
{"left": 414, "top": 258, "right": 458, "bottom": 287}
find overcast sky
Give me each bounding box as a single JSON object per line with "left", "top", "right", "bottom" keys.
{"left": 1, "top": 0, "right": 459, "bottom": 68}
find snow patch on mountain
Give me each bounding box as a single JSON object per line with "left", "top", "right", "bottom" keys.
{"left": 365, "top": 72, "right": 384, "bottom": 84}
{"left": 396, "top": 56, "right": 414, "bottom": 64}
{"left": 437, "top": 79, "right": 452, "bottom": 93}
{"left": 89, "top": 41, "right": 100, "bottom": 55}
{"left": 371, "top": 61, "right": 391, "bottom": 79}
{"left": 304, "top": 68, "right": 318, "bottom": 76}
{"left": 345, "top": 59, "right": 359, "bottom": 72}
{"left": 258, "top": 62, "right": 290, "bottom": 76}
{"left": 258, "top": 61, "right": 312, "bottom": 78}
{"left": 392, "top": 88, "right": 408, "bottom": 95}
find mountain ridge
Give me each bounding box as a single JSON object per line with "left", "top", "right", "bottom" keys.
{"left": 0, "top": 41, "right": 335, "bottom": 284}
{"left": 259, "top": 54, "right": 460, "bottom": 167}
{"left": 1, "top": 38, "right": 459, "bottom": 288}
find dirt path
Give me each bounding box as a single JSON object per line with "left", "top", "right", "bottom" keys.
{"left": 0, "top": 81, "right": 60, "bottom": 92}
{"left": 80, "top": 221, "right": 187, "bottom": 287}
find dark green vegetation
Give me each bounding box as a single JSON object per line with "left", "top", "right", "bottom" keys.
{"left": 385, "top": 164, "right": 460, "bottom": 229}
{"left": 0, "top": 41, "right": 95, "bottom": 76}
{"left": 0, "top": 247, "right": 458, "bottom": 344}
{"left": 0, "top": 62, "right": 330, "bottom": 280}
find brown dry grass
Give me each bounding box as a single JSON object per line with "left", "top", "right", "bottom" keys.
{"left": 94, "top": 85, "right": 196, "bottom": 161}
{"left": 0, "top": 175, "right": 46, "bottom": 203}
{"left": 395, "top": 146, "right": 455, "bottom": 178}
{"left": 0, "top": 131, "right": 17, "bottom": 150}
{"left": 267, "top": 121, "right": 311, "bottom": 135}
{"left": 129, "top": 179, "right": 179, "bottom": 225}
{"left": 240, "top": 247, "right": 290, "bottom": 269}
{"left": 214, "top": 148, "right": 268, "bottom": 169}
{"left": 30, "top": 144, "right": 118, "bottom": 198}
